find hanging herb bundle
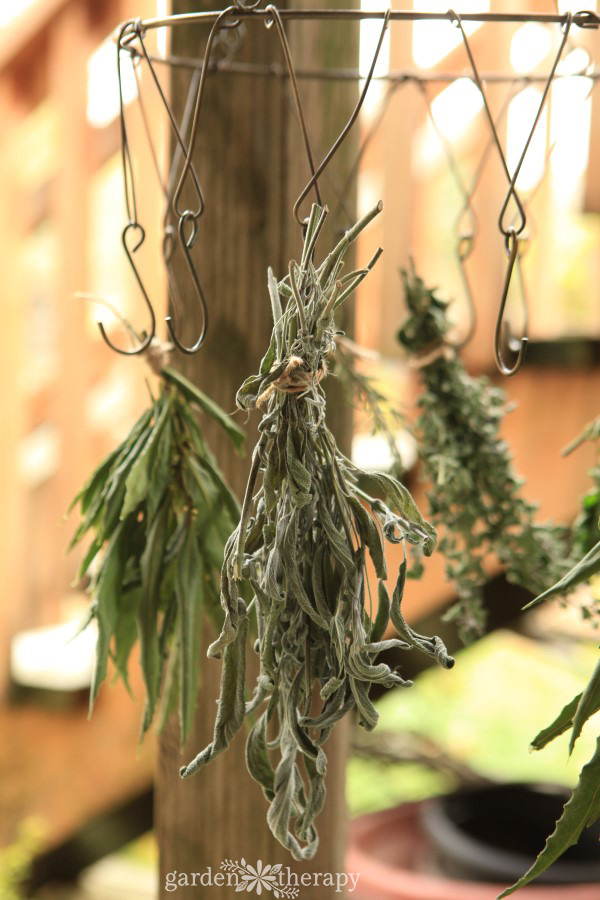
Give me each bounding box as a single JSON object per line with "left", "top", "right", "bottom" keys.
{"left": 397, "top": 266, "right": 570, "bottom": 642}
{"left": 180, "top": 204, "right": 454, "bottom": 861}
{"left": 69, "top": 363, "right": 243, "bottom": 744}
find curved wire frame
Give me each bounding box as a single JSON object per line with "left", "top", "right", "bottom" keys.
{"left": 293, "top": 8, "right": 391, "bottom": 225}
{"left": 450, "top": 8, "right": 573, "bottom": 374}
{"left": 97, "top": 27, "right": 156, "bottom": 355}
{"left": 264, "top": 3, "right": 322, "bottom": 213}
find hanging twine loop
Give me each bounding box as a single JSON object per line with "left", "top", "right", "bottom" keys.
{"left": 144, "top": 337, "right": 174, "bottom": 375}
{"left": 257, "top": 356, "right": 328, "bottom": 407}
{"left": 407, "top": 341, "right": 456, "bottom": 370}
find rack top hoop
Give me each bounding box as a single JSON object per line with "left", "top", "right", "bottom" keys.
{"left": 136, "top": 8, "right": 600, "bottom": 32}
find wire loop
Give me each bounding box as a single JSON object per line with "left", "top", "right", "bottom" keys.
{"left": 495, "top": 229, "right": 527, "bottom": 376}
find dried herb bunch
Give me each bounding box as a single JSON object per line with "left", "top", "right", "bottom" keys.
{"left": 397, "top": 266, "right": 569, "bottom": 642}
{"left": 180, "top": 205, "right": 454, "bottom": 860}
{"left": 69, "top": 365, "right": 243, "bottom": 744}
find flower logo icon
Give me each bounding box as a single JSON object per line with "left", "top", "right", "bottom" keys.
{"left": 221, "top": 859, "right": 299, "bottom": 897}
{"left": 236, "top": 859, "right": 279, "bottom": 893}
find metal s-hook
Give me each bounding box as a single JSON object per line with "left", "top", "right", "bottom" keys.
{"left": 495, "top": 229, "right": 527, "bottom": 376}
{"left": 164, "top": 211, "right": 208, "bottom": 354}
{"left": 264, "top": 3, "right": 322, "bottom": 216}
{"left": 293, "top": 7, "right": 392, "bottom": 225}
{"left": 98, "top": 222, "right": 157, "bottom": 355}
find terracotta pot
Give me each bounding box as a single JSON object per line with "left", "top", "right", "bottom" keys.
{"left": 346, "top": 802, "right": 600, "bottom": 900}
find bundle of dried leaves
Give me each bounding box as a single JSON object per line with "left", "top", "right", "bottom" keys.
{"left": 180, "top": 205, "right": 454, "bottom": 860}
{"left": 397, "top": 266, "right": 570, "bottom": 641}
{"left": 69, "top": 366, "right": 243, "bottom": 744}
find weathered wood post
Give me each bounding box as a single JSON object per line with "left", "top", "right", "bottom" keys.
{"left": 156, "top": 2, "right": 360, "bottom": 896}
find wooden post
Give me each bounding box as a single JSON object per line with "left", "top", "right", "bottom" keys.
{"left": 156, "top": 3, "right": 359, "bottom": 897}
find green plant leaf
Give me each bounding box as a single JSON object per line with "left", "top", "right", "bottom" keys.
{"left": 497, "top": 738, "right": 600, "bottom": 898}
{"left": 138, "top": 502, "right": 170, "bottom": 734}
{"left": 89, "top": 521, "right": 133, "bottom": 712}
{"left": 570, "top": 658, "right": 600, "bottom": 754}
{"left": 162, "top": 366, "right": 245, "bottom": 453}
{"left": 530, "top": 692, "right": 584, "bottom": 751}
{"left": 176, "top": 528, "right": 203, "bottom": 746}
{"left": 111, "top": 586, "right": 141, "bottom": 695}
{"left": 371, "top": 580, "right": 390, "bottom": 643}
{"left": 525, "top": 540, "right": 600, "bottom": 608}
{"left": 121, "top": 395, "right": 172, "bottom": 519}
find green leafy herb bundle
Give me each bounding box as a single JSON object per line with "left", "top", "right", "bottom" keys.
{"left": 69, "top": 365, "right": 243, "bottom": 744}
{"left": 397, "top": 266, "right": 570, "bottom": 642}
{"left": 180, "top": 205, "right": 454, "bottom": 860}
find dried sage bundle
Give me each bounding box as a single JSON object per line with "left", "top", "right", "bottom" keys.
{"left": 180, "top": 204, "right": 453, "bottom": 861}
{"left": 69, "top": 365, "right": 243, "bottom": 744}
{"left": 397, "top": 266, "right": 570, "bottom": 642}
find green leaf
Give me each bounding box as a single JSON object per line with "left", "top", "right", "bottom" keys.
{"left": 525, "top": 539, "right": 600, "bottom": 608}
{"left": 138, "top": 502, "right": 170, "bottom": 734}
{"left": 497, "top": 738, "right": 600, "bottom": 898}
{"left": 69, "top": 444, "right": 122, "bottom": 516}
{"left": 89, "top": 521, "right": 132, "bottom": 712}
{"left": 146, "top": 416, "right": 172, "bottom": 522}
{"left": 371, "top": 580, "right": 390, "bottom": 643}
{"left": 570, "top": 658, "right": 600, "bottom": 754}
{"left": 530, "top": 692, "right": 584, "bottom": 751}
{"left": 162, "top": 366, "right": 245, "bottom": 453}
{"left": 176, "top": 528, "right": 203, "bottom": 746}
{"left": 111, "top": 586, "right": 141, "bottom": 695}
{"left": 194, "top": 450, "right": 240, "bottom": 523}
{"left": 121, "top": 395, "right": 172, "bottom": 519}
{"left": 363, "top": 469, "right": 437, "bottom": 555}
{"left": 259, "top": 334, "right": 277, "bottom": 377}
{"left": 246, "top": 708, "right": 275, "bottom": 796}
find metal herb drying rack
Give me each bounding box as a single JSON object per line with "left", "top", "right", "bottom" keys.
{"left": 103, "top": 2, "right": 599, "bottom": 376}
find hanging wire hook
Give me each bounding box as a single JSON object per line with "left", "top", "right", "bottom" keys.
{"left": 129, "top": 20, "right": 205, "bottom": 223}
{"left": 496, "top": 12, "right": 573, "bottom": 236}
{"left": 264, "top": 4, "right": 322, "bottom": 214}
{"left": 495, "top": 228, "right": 526, "bottom": 375}
{"left": 98, "top": 223, "right": 157, "bottom": 355}
{"left": 293, "top": 7, "right": 392, "bottom": 225}
{"left": 97, "top": 22, "right": 156, "bottom": 355}
{"left": 172, "top": 6, "right": 242, "bottom": 220}
{"left": 448, "top": 9, "right": 528, "bottom": 236}
{"left": 449, "top": 9, "right": 572, "bottom": 374}
{"left": 164, "top": 211, "right": 209, "bottom": 353}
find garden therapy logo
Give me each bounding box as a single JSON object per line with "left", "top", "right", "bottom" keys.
{"left": 164, "top": 859, "right": 361, "bottom": 894}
